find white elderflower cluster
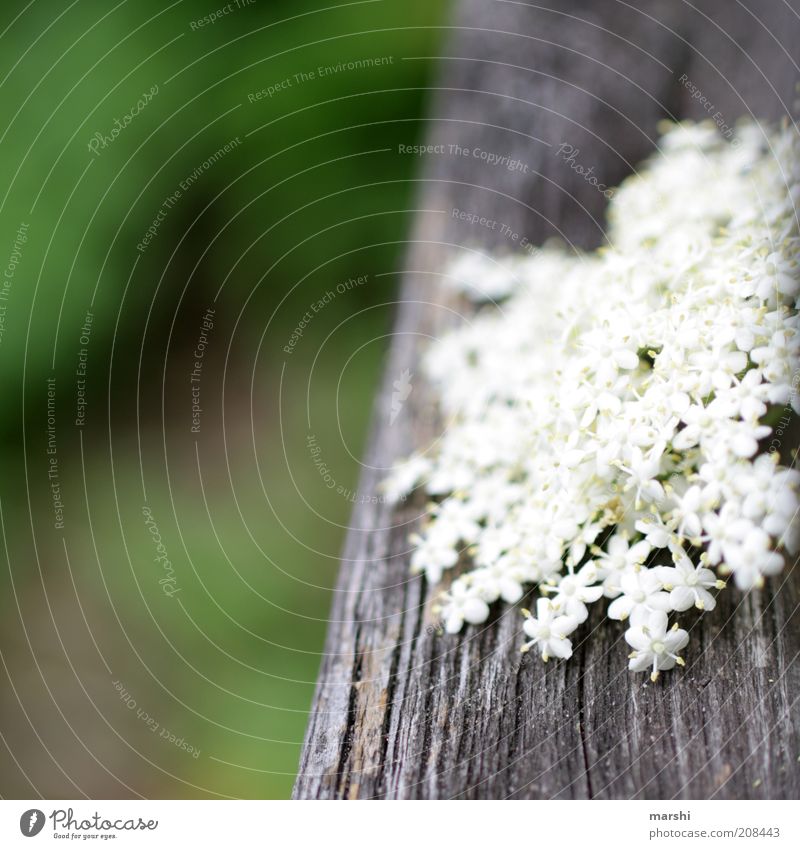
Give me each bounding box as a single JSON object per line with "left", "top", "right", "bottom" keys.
{"left": 385, "top": 120, "right": 800, "bottom": 680}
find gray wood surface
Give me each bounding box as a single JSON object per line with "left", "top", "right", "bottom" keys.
{"left": 294, "top": 0, "right": 800, "bottom": 799}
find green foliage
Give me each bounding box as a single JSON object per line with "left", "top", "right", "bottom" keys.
{"left": 0, "top": 0, "right": 446, "bottom": 798}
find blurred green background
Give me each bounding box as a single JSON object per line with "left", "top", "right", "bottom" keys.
{"left": 0, "top": 0, "right": 447, "bottom": 798}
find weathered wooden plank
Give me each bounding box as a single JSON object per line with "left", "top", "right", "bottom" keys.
{"left": 294, "top": 0, "right": 800, "bottom": 799}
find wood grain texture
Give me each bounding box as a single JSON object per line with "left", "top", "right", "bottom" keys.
{"left": 294, "top": 0, "right": 800, "bottom": 799}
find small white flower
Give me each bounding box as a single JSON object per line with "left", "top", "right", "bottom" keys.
{"left": 390, "top": 119, "right": 800, "bottom": 678}
{"left": 542, "top": 564, "right": 603, "bottom": 623}
{"left": 520, "top": 599, "right": 578, "bottom": 661}
{"left": 721, "top": 527, "right": 784, "bottom": 589}
{"left": 381, "top": 455, "right": 430, "bottom": 503}
{"left": 409, "top": 529, "right": 459, "bottom": 584}
{"left": 702, "top": 503, "right": 753, "bottom": 567}
{"left": 432, "top": 498, "right": 482, "bottom": 544}
{"left": 655, "top": 555, "right": 724, "bottom": 611}
{"left": 672, "top": 484, "right": 719, "bottom": 541}
{"left": 625, "top": 611, "right": 689, "bottom": 682}
{"left": 472, "top": 559, "right": 527, "bottom": 604}
{"left": 673, "top": 402, "right": 714, "bottom": 450}
{"left": 474, "top": 524, "right": 520, "bottom": 567}
{"left": 440, "top": 579, "right": 490, "bottom": 634}
{"left": 618, "top": 444, "right": 666, "bottom": 507}
{"left": 635, "top": 515, "right": 679, "bottom": 550}
{"left": 593, "top": 534, "right": 651, "bottom": 596}
{"left": 746, "top": 254, "right": 800, "bottom": 301}
{"left": 446, "top": 251, "right": 521, "bottom": 301}
{"left": 607, "top": 567, "right": 672, "bottom": 623}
